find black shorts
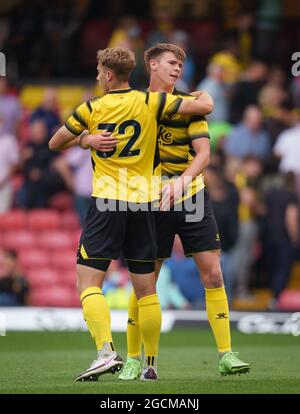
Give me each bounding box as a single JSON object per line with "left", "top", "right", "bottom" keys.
{"left": 77, "top": 197, "right": 157, "bottom": 268}
{"left": 155, "top": 188, "right": 221, "bottom": 258}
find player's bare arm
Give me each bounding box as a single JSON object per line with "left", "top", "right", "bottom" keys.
{"left": 49, "top": 126, "right": 118, "bottom": 152}
{"left": 49, "top": 125, "right": 81, "bottom": 150}
{"left": 177, "top": 91, "right": 214, "bottom": 115}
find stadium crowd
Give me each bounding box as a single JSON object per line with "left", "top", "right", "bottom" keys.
{"left": 0, "top": 0, "right": 300, "bottom": 311}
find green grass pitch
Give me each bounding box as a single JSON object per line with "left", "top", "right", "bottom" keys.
{"left": 0, "top": 329, "right": 299, "bottom": 394}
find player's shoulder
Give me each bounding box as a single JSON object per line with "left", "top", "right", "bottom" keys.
{"left": 84, "top": 96, "right": 102, "bottom": 112}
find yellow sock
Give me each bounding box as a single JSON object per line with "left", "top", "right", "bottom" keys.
{"left": 205, "top": 286, "right": 231, "bottom": 353}
{"left": 138, "top": 293, "right": 161, "bottom": 361}
{"left": 127, "top": 289, "right": 142, "bottom": 358}
{"left": 80, "top": 287, "right": 113, "bottom": 351}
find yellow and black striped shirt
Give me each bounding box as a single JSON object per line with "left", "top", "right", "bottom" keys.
{"left": 65, "top": 89, "right": 182, "bottom": 202}
{"left": 158, "top": 88, "right": 210, "bottom": 201}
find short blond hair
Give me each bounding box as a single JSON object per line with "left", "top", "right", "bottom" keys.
{"left": 96, "top": 48, "right": 136, "bottom": 82}
{"left": 144, "top": 43, "right": 186, "bottom": 73}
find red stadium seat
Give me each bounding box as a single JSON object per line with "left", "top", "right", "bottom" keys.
{"left": 49, "top": 192, "right": 73, "bottom": 211}
{"left": 61, "top": 210, "right": 80, "bottom": 230}
{"left": 19, "top": 249, "right": 49, "bottom": 269}
{"left": 28, "top": 209, "right": 60, "bottom": 230}
{"left": 0, "top": 210, "right": 27, "bottom": 230}
{"left": 38, "top": 231, "right": 73, "bottom": 250}
{"left": 60, "top": 271, "right": 76, "bottom": 289}
{"left": 30, "top": 286, "right": 78, "bottom": 307}
{"left": 51, "top": 249, "right": 76, "bottom": 270}
{"left": 26, "top": 268, "right": 60, "bottom": 288}
{"left": 278, "top": 290, "right": 300, "bottom": 311}
{"left": 2, "top": 230, "right": 37, "bottom": 250}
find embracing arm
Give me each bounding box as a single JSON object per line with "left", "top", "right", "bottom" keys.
{"left": 49, "top": 126, "right": 82, "bottom": 151}
{"left": 177, "top": 91, "right": 214, "bottom": 116}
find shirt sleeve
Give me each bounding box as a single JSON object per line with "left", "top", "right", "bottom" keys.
{"left": 188, "top": 115, "right": 210, "bottom": 141}
{"left": 148, "top": 92, "right": 183, "bottom": 122}
{"left": 163, "top": 93, "right": 183, "bottom": 118}
{"left": 273, "top": 132, "right": 287, "bottom": 157}
{"left": 64, "top": 101, "right": 91, "bottom": 136}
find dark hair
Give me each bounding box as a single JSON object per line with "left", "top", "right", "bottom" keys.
{"left": 4, "top": 250, "right": 18, "bottom": 260}
{"left": 144, "top": 43, "right": 186, "bottom": 73}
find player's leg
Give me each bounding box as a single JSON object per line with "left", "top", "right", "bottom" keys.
{"left": 75, "top": 262, "right": 123, "bottom": 381}
{"left": 119, "top": 208, "right": 162, "bottom": 381}
{"left": 180, "top": 189, "right": 250, "bottom": 375}
{"left": 74, "top": 198, "right": 125, "bottom": 381}
{"left": 193, "top": 250, "right": 232, "bottom": 353}
{"left": 129, "top": 262, "right": 161, "bottom": 381}
{"left": 119, "top": 257, "right": 164, "bottom": 380}
{"left": 193, "top": 252, "right": 250, "bottom": 375}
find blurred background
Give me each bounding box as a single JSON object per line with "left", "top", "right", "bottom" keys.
{"left": 1, "top": 0, "right": 300, "bottom": 314}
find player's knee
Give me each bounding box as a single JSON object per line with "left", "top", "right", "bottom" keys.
{"left": 201, "top": 265, "right": 223, "bottom": 288}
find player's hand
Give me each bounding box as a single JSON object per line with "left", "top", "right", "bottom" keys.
{"left": 82, "top": 132, "right": 118, "bottom": 151}
{"left": 160, "top": 178, "right": 184, "bottom": 211}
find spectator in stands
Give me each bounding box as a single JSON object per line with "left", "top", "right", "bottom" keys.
{"left": 230, "top": 61, "right": 268, "bottom": 123}
{"left": 156, "top": 263, "right": 190, "bottom": 310}
{"left": 169, "top": 30, "right": 195, "bottom": 92}
{"left": 197, "top": 63, "right": 229, "bottom": 122}
{"left": 0, "top": 77, "right": 22, "bottom": 135}
{"left": 0, "top": 250, "right": 30, "bottom": 306}
{"left": 210, "top": 38, "right": 242, "bottom": 85}
{"left": 0, "top": 117, "right": 20, "bottom": 212}
{"left": 258, "top": 67, "right": 294, "bottom": 147}
{"left": 274, "top": 119, "right": 300, "bottom": 197}
{"left": 146, "top": 6, "right": 174, "bottom": 47}
{"left": 107, "top": 16, "right": 147, "bottom": 89}
{"left": 225, "top": 105, "right": 271, "bottom": 161}
{"left": 205, "top": 166, "right": 239, "bottom": 303}
{"left": 263, "top": 173, "right": 299, "bottom": 309}
{"left": 30, "top": 87, "right": 60, "bottom": 137}
{"left": 291, "top": 75, "right": 300, "bottom": 108}
{"left": 232, "top": 156, "right": 266, "bottom": 298}
{"left": 54, "top": 146, "right": 93, "bottom": 224}
{"left": 18, "top": 119, "right": 66, "bottom": 208}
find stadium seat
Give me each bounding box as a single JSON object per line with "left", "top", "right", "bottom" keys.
{"left": 0, "top": 210, "right": 27, "bottom": 230}
{"left": 28, "top": 209, "right": 60, "bottom": 230}
{"left": 51, "top": 249, "right": 76, "bottom": 270}
{"left": 19, "top": 85, "right": 45, "bottom": 110}
{"left": 38, "top": 231, "right": 73, "bottom": 250}
{"left": 19, "top": 249, "right": 49, "bottom": 269}
{"left": 26, "top": 268, "right": 60, "bottom": 288}
{"left": 60, "top": 271, "right": 76, "bottom": 289}
{"left": 30, "top": 286, "right": 78, "bottom": 307}
{"left": 278, "top": 290, "right": 300, "bottom": 311}
{"left": 61, "top": 210, "right": 80, "bottom": 230}
{"left": 57, "top": 86, "right": 85, "bottom": 116}
{"left": 49, "top": 192, "right": 74, "bottom": 211}
{"left": 2, "top": 230, "right": 37, "bottom": 250}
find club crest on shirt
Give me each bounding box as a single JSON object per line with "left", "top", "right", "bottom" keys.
{"left": 157, "top": 125, "right": 173, "bottom": 145}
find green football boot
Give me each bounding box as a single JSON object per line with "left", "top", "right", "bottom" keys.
{"left": 118, "top": 357, "right": 141, "bottom": 380}
{"left": 219, "top": 352, "right": 250, "bottom": 376}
